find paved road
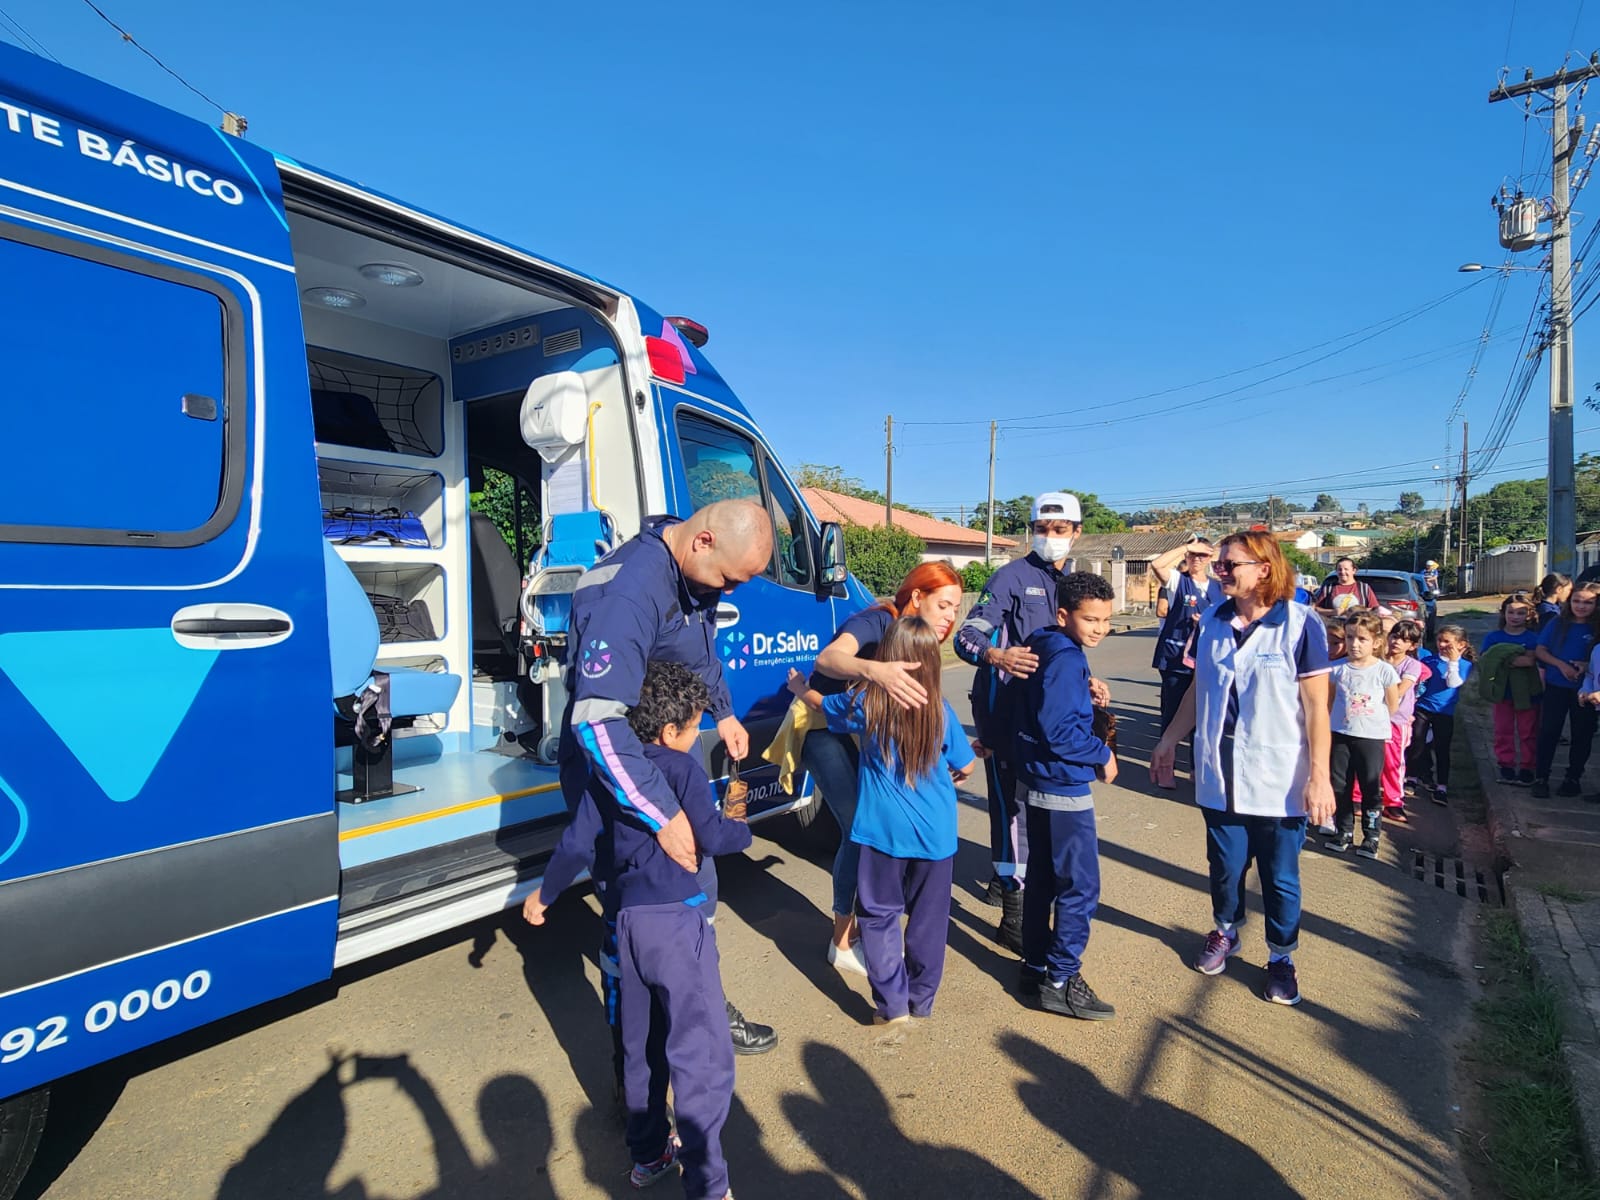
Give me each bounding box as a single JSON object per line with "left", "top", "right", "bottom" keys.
{"left": 30, "top": 628, "right": 1478, "bottom": 1199}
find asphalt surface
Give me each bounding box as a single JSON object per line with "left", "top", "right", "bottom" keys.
{"left": 29, "top": 627, "right": 1479, "bottom": 1199}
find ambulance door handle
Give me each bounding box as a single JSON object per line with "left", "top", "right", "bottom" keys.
{"left": 171, "top": 603, "right": 295, "bottom": 650}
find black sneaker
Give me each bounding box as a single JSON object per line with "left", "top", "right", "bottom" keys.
{"left": 1531, "top": 779, "right": 1552, "bottom": 798}
{"left": 1038, "top": 973, "right": 1115, "bottom": 1021}
{"left": 1518, "top": 769, "right": 1536, "bottom": 786}
{"left": 982, "top": 876, "right": 1006, "bottom": 907}
{"left": 1324, "top": 826, "right": 1353, "bottom": 853}
{"left": 996, "top": 889, "right": 1024, "bottom": 955}
{"left": 1431, "top": 785, "right": 1448, "bottom": 806}
{"left": 1356, "top": 830, "right": 1382, "bottom": 860}
{"left": 1558, "top": 778, "right": 1583, "bottom": 798}
{"left": 1262, "top": 959, "right": 1302, "bottom": 1006}
{"left": 1498, "top": 765, "right": 1517, "bottom": 783}
{"left": 1018, "top": 964, "right": 1045, "bottom": 998}
{"left": 726, "top": 1001, "right": 778, "bottom": 1055}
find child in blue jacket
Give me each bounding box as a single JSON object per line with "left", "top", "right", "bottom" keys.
{"left": 525, "top": 662, "right": 749, "bottom": 1200}
{"left": 1409, "top": 625, "right": 1474, "bottom": 806}
{"left": 1012, "top": 572, "right": 1118, "bottom": 1021}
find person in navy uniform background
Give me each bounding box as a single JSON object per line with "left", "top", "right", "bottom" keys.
{"left": 955, "top": 491, "right": 1109, "bottom": 953}
{"left": 1149, "top": 536, "right": 1223, "bottom": 786}
{"left": 559, "top": 498, "right": 778, "bottom": 1054}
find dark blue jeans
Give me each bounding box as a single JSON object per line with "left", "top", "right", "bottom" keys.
{"left": 1020, "top": 804, "right": 1100, "bottom": 982}
{"left": 1201, "top": 807, "right": 1306, "bottom": 956}
{"left": 800, "top": 729, "right": 861, "bottom": 916}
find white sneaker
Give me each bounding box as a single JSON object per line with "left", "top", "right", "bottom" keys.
{"left": 827, "top": 941, "right": 868, "bottom": 977}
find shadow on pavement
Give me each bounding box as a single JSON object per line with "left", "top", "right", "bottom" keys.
{"left": 212, "top": 1054, "right": 556, "bottom": 1200}
{"left": 1001, "top": 1031, "right": 1297, "bottom": 1198}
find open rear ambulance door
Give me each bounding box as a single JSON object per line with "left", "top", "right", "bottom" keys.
{"left": 0, "top": 45, "right": 337, "bottom": 1102}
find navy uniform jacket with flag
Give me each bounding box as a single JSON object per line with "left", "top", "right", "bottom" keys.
{"left": 557, "top": 516, "right": 734, "bottom": 830}
{"left": 955, "top": 553, "right": 1068, "bottom": 746}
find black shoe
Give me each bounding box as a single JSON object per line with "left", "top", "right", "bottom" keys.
{"left": 1431, "top": 785, "right": 1449, "bottom": 806}
{"left": 1531, "top": 779, "right": 1552, "bottom": 798}
{"left": 997, "top": 888, "right": 1024, "bottom": 955}
{"left": 1518, "top": 769, "right": 1536, "bottom": 786}
{"left": 982, "top": 876, "right": 1007, "bottom": 907}
{"left": 1498, "top": 765, "right": 1517, "bottom": 783}
{"left": 1324, "top": 823, "right": 1354, "bottom": 853}
{"left": 726, "top": 1000, "right": 777, "bottom": 1055}
{"left": 1038, "top": 973, "right": 1115, "bottom": 1021}
{"left": 1558, "top": 778, "right": 1583, "bottom": 798}
{"left": 1357, "top": 815, "right": 1381, "bottom": 859}
{"left": 1018, "top": 964, "right": 1044, "bottom": 999}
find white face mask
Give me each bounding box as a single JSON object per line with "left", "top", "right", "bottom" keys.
{"left": 1032, "top": 534, "right": 1074, "bottom": 561}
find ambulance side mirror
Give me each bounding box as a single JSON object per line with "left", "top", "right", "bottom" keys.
{"left": 819, "top": 522, "right": 848, "bottom": 589}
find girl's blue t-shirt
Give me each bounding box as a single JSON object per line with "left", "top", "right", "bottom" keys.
{"left": 1537, "top": 619, "right": 1596, "bottom": 689}
{"left": 1415, "top": 651, "right": 1473, "bottom": 714}
{"left": 1482, "top": 629, "right": 1539, "bottom": 653}
{"left": 820, "top": 693, "right": 974, "bottom": 860}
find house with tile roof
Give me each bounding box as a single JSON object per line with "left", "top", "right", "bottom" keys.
{"left": 800, "top": 487, "right": 1017, "bottom": 568}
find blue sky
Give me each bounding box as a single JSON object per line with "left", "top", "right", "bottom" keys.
{"left": 7, "top": 0, "right": 1598, "bottom": 519}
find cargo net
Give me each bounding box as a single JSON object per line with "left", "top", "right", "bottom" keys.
{"left": 309, "top": 348, "right": 444, "bottom": 457}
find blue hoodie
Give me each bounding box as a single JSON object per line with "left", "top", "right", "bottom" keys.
{"left": 1013, "top": 626, "right": 1112, "bottom": 802}
{"left": 1415, "top": 650, "right": 1473, "bottom": 715}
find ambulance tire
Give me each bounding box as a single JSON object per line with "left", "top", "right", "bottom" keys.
{"left": 0, "top": 1086, "right": 46, "bottom": 1200}
{"left": 790, "top": 790, "right": 841, "bottom": 852}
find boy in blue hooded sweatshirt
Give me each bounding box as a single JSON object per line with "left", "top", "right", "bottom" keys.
{"left": 1013, "top": 571, "right": 1119, "bottom": 1021}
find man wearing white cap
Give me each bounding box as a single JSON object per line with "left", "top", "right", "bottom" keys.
{"left": 956, "top": 491, "right": 1108, "bottom": 953}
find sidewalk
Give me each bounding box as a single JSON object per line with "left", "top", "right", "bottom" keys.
{"left": 1461, "top": 698, "right": 1600, "bottom": 1171}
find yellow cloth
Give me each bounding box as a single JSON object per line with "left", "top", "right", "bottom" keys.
{"left": 761, "top": 696, "right": 829, "bottom": 797}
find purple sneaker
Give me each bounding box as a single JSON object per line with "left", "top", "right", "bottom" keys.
{"left": 1193, "top": 930, "right": 1241, "bottom": 976}
{"left": 1263, "top": 959, "right": 1301, "bottom": 1006}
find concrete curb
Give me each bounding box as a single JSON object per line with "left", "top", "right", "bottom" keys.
{"left": 1458, "top": 702, "right": 1600, "bottom": 1172}
{"left": 1505, "top": 884, "right": 1600, "bottom": 1173}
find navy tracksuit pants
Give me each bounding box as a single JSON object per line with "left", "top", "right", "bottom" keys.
{"left": 616, "top": 902, "right": 734, "bottom": 1200}
{"left": 1020, "top": 804, "right": 1100, "bottom": 982}
{"left": 855, "top": 845, "right": 954, "bottom": 1019}
{"left": 984, "top": 751, "right": 1028, "bottom": 887}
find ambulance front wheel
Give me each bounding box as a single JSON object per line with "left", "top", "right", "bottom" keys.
{"left": 790, "top": 790, "right": 841, "bottom": 852}
{"left": 0, "top": 1086, "right": 47, "bottom": 1200}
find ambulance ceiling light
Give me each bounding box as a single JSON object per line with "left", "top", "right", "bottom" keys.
{"left": 359, "top": 262, "right": 425, "bottom": 288}
{"left": 304, "top": 286, "right": 366, "bottom": 310}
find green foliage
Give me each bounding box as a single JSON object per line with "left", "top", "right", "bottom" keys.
{"left": 961, "top": 560, "right": 997, "bottom": 593}
{"left": 842, "top": 523, "right": 926, "bottom": 597}
{"left": 469, "top": 467, "right": 540, "bottom": 564}
{"left": 1282, "top": 546, "right": 1321, "bottom": 578}
{"left": 1398, "top": 491, "right": 1425, "bottom": 516}
{"left": 1312, "top": 493, "right": 1341, "bottom": 512}
{"left": 794, "top": 463, "right": 931, "bottom": 517}
{"left": 968, "top": 495, "right": 1035, "bottom": 535}
{"left": 1063, "top": 490, "right": 1127, "bottom": 534}
{"left": 686, "top": 461, "right": 761, "bottom": 505}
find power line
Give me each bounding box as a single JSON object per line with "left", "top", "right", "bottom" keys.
{"left": 0, "top": 5, "right": 58, "bottom": 61}
{"left": 896, "top": 279, "right": 1488, "bottom": 429}
{"left": 79, "top": 0, "right": 225, "bottom": 114}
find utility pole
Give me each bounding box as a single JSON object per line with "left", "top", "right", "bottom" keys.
{"left": 1267, "top": 494, "right": 1276, "bottom": 533}
{"left": 1458, "top": 421, "right": 1470, "bottom": 592}
{"left": 1479, "top": 512, "right": 1486, "bottom": 559}
{"left": 884, "top": 414, "right": 893, "bottom": 529}
{"left": 985, "top": 420, "right": 997, "bottom": 564}
{"left": 1491, "top": 60, "right": 1600, "bottom": 576}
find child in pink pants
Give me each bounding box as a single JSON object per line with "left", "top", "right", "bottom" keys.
{"left": 1382, "top": 621, "right": 1429, "bottom": 819}
{"left": 1483, "top": 594, "right": 1541, "bottom": 784}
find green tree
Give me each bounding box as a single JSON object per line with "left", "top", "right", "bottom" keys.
{"left": 842, "top": 524, "right": 926, "bottom": 596}
{"left": 1282, "top": 546, "right": 1321, "bottom": 579}
{"left": 469, "top": 467, "right": 540, "bottom": 564}
{"left": 1312, "top": 493, "right": 1341, "bottom": 513}
{"left": 1062, "top": 490, "right": 1127, "bottom": 534}
{"left": 794, "top": 463, "right": 931, "bottom": 517}
{"left": 1398, "top": 491, "right": 1424, "bottom": 517}
{"left": 960, "top": 560, "right": 997, "bottom": 593}
{"left": 968, "top": 495, "right": 1034, "bottom": 536}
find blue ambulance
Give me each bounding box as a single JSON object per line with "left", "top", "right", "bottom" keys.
{"left": 0, "top": 43, "right": 870, "bottom": 1191}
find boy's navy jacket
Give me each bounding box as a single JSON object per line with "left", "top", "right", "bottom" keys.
{"left": 955, "top": 553, "right": 1068, "bottom": 743}
{"left": 1013, "top": 626, "right": 1111, "bottom": 797}
{"left": 541, "top": 743, "right": 751, "bottom": 910}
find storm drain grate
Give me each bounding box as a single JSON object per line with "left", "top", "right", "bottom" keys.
{"left": 1411, "top": 851, "right": 1494, "bottom": 903}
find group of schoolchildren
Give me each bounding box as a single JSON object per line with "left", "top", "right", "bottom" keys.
{"left": 520, "top": 565, "right": 1123, "bottom": 1198}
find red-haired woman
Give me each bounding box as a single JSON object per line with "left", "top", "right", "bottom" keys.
{"left": 805, "top": 561, "right": 965, "bottom": 973}
{"left": 1151, "top": 531, "right": 1335, "bottom": 1007}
